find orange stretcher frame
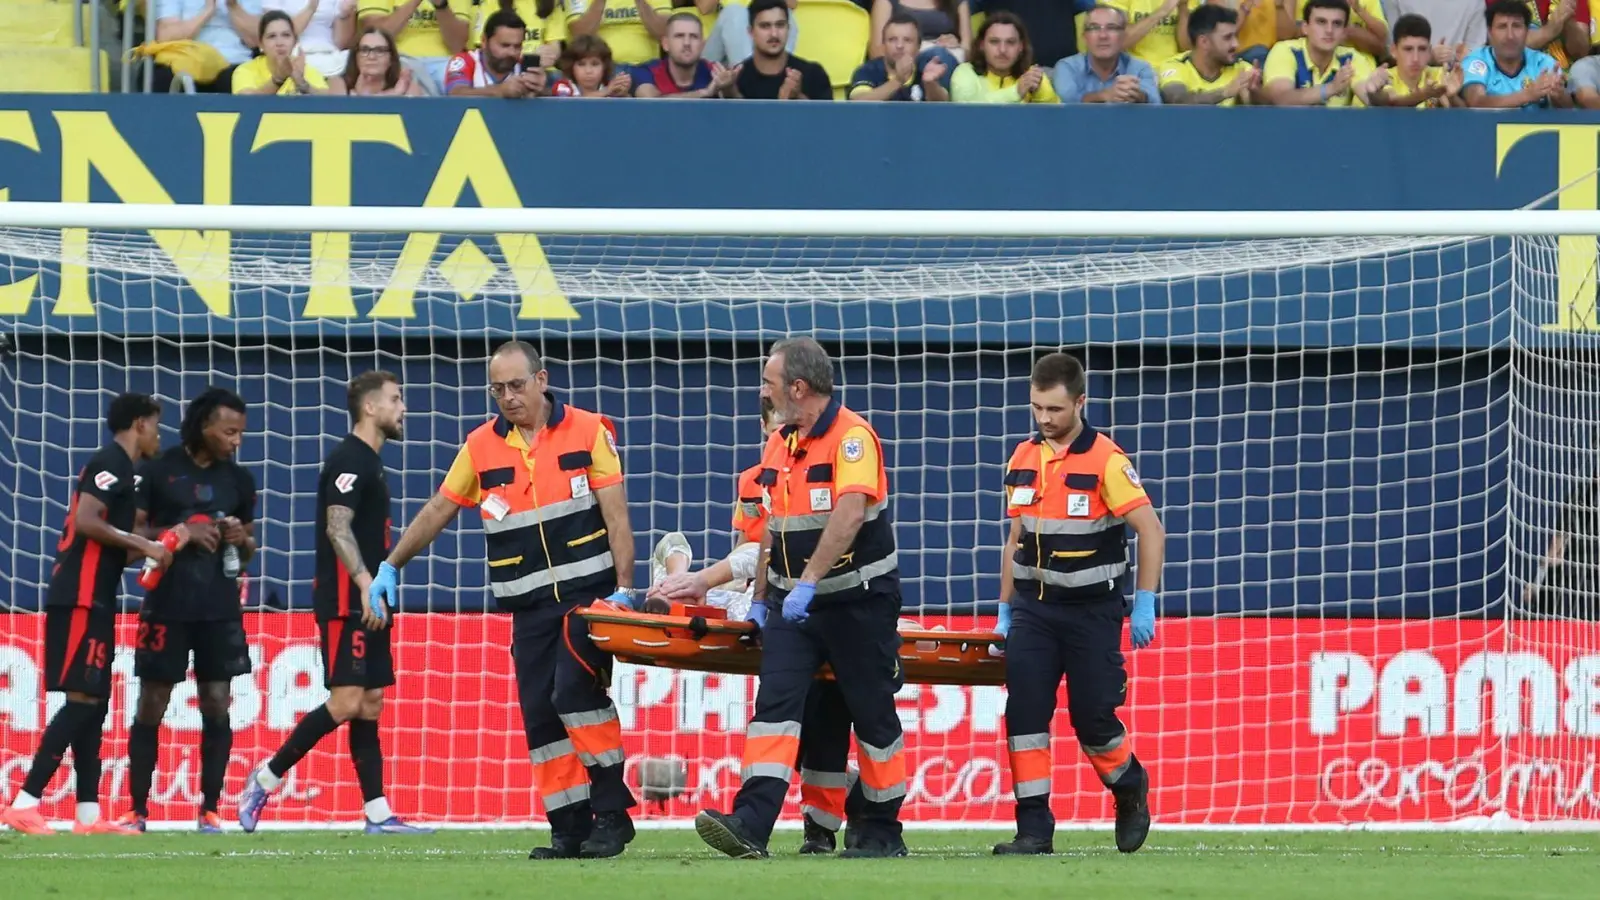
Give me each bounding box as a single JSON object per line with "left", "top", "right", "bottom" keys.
{"left": 579, "top": 606, "right": 1006, "bottom": 686}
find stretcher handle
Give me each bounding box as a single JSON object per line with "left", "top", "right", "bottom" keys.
{"left": 899, "top": 629, "right": 1002, "bottom": 644}
{"left": 579, "top": 609, "right": 1000, "bottom": 645}
{"left": 577, "top": 607, "right": 755, "bottom": 636}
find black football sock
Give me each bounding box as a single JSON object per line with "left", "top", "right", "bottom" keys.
{"left": 347, "top": 718, "right": 386, "bottom": 804}
{"left": 268, "top": 705, "right": 340, "bottom": 779}
{"left": 127, "top": 720, "right": 161, "bottom": 817}
{"left": 199, "top": 714, "right": 233, "bottom": 815}
{"left": 20, "top": 700, "right": 97, "bottom": 799}
{"left": 70, "top": 702, "right": 110, "bottom": 805}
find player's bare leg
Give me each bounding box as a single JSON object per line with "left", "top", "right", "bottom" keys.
{"left": 196, "top": 681, "right": 233, "bottom": 833}
{"left": 120, "top": 680, "right": 174, "bottom": 832}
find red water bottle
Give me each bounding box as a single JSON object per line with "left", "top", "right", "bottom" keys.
{"left": 137, "top": 529, "right": 182, "bottom": 591}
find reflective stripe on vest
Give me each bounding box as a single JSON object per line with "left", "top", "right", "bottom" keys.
{"left": 732, "top": 462, "right": 769, "bottom": 546}
{"left": 1007, "top": 427, "right": 1130, "bottom": 602}
{"left": 762, "top": 400, "right": 898, "bottom": 602}
{"left": 466, "top": 397, "right": 616, "bottom": 610}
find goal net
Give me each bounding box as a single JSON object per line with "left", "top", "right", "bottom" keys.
{"left": 0, "top": 204, "right": 1597, "bottom": 830}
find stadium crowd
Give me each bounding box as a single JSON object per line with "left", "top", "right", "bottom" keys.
{"left": 96, "top": 0, "right": 1600, "bottom": 106}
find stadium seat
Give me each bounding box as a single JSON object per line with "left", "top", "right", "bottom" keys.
{"left": 793, "top": 0, "right": 870, "bottom": 90}
{"left": 0, "top": 46, "right": 112, "bottom": 92}
{"left": 0, "top": 0, "right": 91, "bottom": 49}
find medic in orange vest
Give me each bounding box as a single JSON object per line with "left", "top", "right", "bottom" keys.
{"left": 648, "top": 395, "right": 861, "bottom": 854}
{"left": 369, "top": 340, "right": 640, "bottom": 861}
{"left": 993, "top": 352, "right": 1165, "bottom": 857}
{"left": 694, "top": 336, "right": 909, "bottom": 860}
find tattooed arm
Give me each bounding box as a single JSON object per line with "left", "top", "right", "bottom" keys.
{"left": 327, "top": 505, "right": 375, "bottom": 598}
{"left": 329, "top": 505, "right": 384, "bottom": 628}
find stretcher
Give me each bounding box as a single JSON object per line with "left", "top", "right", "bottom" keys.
{"left": 579, "top": 605, "right": 1007, "bottom": 686}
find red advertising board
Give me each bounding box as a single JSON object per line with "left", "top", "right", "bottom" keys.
{"left": 3, "top": 614, "right": 1598, "bottom": 825}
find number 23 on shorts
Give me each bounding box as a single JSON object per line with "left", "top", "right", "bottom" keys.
{"left": 138, "top": 621, "right": 167, "bottom": 652}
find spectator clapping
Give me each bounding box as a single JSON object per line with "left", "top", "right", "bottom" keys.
{"left": 551, "top": 34, "right": 633, "bottom": 95}
{"left": 150, "top": 0, "right": 1600, "bottom": 114}
{"left": 1055, "top": 5, "right": 1159, "bottom": 104}
{"left": 849, "top": 12, "right": 951, "bottom": 101}
{"left": 339, "top": 25, "right": 426, "bottom": 94}
{"left": 730, "top": 0, "right": 832, "bottom": 100}
{"left": 232, "top": 9, "right": 333, "bottom": 93}
{"left": 950, "top": 10, "right": 1059, "bottom": 103}
{"left": 1159, "top": 4, "right": 1257, "bottom": 105}
{"left": 636, "top": 13, "right": 738, "bottom": 98}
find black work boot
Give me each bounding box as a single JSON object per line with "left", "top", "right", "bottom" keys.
{"left": 694, "top": 810, "right": 769, "bottom": 859}
{"left": 798, "top": 814, "right": 837, "bottom": 854}
{"left": 992, "top": 834, "right": 1054, "bottom": 855}
{"left": 579, "top": 810, "right": 636, "bottom": 859}
{"left": 1112, "top": 768, "right": 1151, "bottom": 854}
{"left": 529, "top": 835, "right": 585, "bottom": 860}
{"left": 839, "top": 833, "right": 908, "bottom": 859}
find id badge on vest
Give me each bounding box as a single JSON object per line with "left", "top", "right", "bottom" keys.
{"left": 810, "top": 487, "right": 833, "bottom": 512}
{"left": 571, "top": 474, "right": 591, "bottom": 499}
{"left": 482, "top": 494, "right": 510, "bottom": 521}
{"left": 1010, "top": 487, "right": 1036, "bottom": 506}
{"left": 1067, "top": 494, "right": 1091, "bottom": 517}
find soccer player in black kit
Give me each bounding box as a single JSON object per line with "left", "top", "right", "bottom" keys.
{"left": 1, "top": 394, "right": 172, "bottom": 836}
{"left": 118, "top": 388, "right": 257, "bottom": 833}
{"left": 236, "top": 371, "right": 430, "bottom": 833}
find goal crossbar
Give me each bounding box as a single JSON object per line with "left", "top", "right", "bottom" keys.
{"left": 1, "top": 202, "right": 1598, "bottom": 237}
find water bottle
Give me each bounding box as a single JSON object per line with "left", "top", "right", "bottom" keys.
{"left": 220, "top": 513, "right": 242, "bottom": 578}
{"left": 137, "top": 529, "right": 183, "bottom": 591}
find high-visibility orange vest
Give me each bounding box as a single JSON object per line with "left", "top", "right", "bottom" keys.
{"left": 760, "top": 399, "right": 897, "bottom": 605}
{"left": 1005, "top": 424, "right": 1132, "bottom": 603}
{"left": 731, "top": 462, "right": 768, "bottom": 546}
{"left": 466, "top": 397, "right": 618, "bottom": 610}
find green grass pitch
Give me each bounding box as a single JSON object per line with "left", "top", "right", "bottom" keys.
{"left": 3, "top": 829, "right": 1596, "bottom": 899}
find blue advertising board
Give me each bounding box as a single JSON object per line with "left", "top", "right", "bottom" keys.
{"left": 1, "top": 97, "right": 1595, "bottom": 618}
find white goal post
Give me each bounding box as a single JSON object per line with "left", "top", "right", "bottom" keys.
{"left": 7, "top": 201, "right": 1600, "bottom": 235}
{"left": 1, "top": 202, "right": 1598, "bottom": 831}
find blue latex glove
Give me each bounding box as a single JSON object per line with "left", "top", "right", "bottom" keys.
{"left": 989, "top": 603, "right": 1012, "bottom": 657}
{"left": 782, "top": 582, "right": 815, "bottom": 622}
{"left": 1130, "top": 590, "right": 1157, "bottom": 649}
{"left": 745, "top": 600, "right": 768, "bottom": 631}
{"left": 605, "top": 588, "right": 637, "bottom": 610}
{"left": 370, "top": 562, "right": 399, "bottom": 624}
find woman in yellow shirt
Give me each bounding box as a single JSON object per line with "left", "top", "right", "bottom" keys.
{"left": 950, "top": 10, "right": 1060, "bottom": 102}
{"left": 232, "top": 10, "right": 335, "bottom": 94}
